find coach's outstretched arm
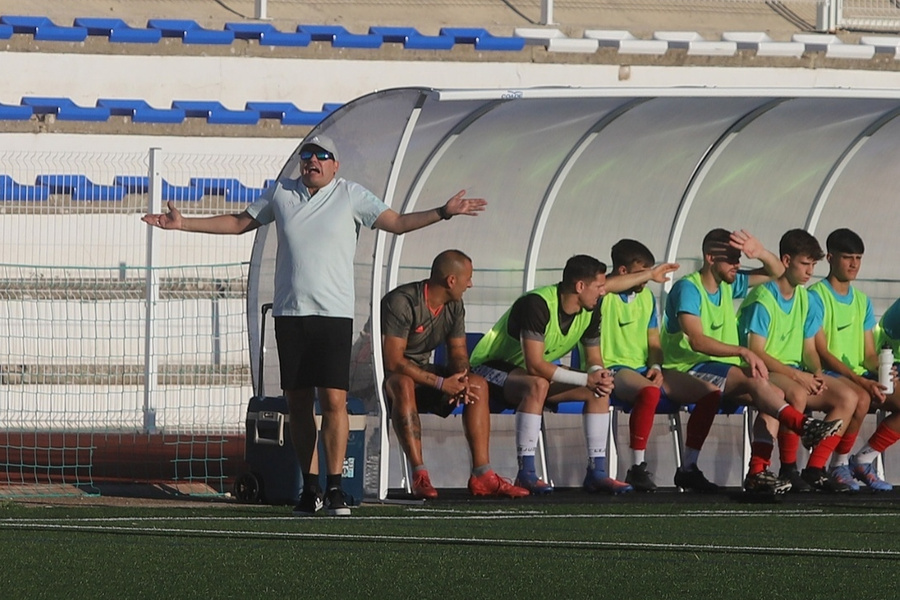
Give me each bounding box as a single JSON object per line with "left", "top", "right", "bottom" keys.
{"left": 374, "top": 190, "right": 487, "bottom": 235}
{"left": 142, "top": 201, "right": 260, "bottom": 235}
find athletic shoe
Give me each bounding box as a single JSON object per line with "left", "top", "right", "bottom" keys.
{"left": 673, "top": 465, "right": 720, "bottom": 493}
{"left": 292, "top": 488, "right": 323, "bottom": 516}
{"left": 801, "top": 466, "right": 852, "bottom": 493}
{"left": 411, "top": 470, "right": 438, "bottom": 500}
{"left": 468, "top": 470, "right": 530, "bottom": 498}
{"left": 850, "top": 456, "right": 893, "bottom": 491}
{"left": 625, "top": 462, "right": 658, "bottom": 492}
{"left": 583, "top": 470, "right": 634, "bottom": 495}
{"left": 744, "top": 470, "right": 792, "bottom": 494}
{"left": 828, "top": 464, "right": 861, "bottom": 492}
{"left": 514, "top": 470, "right": 554, "bottom": 494}
{"left": 323, "top": 487, "right": 351, "bottom": 516}
{"left": 778, "top": 463, "right": 812, "bottom": 493}
{"left": 800, "top": 417, "right": 843, "bottom": 449}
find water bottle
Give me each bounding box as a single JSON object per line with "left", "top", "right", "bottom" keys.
{"left": 879, "top": 345, "right": 894, "bottom": 395}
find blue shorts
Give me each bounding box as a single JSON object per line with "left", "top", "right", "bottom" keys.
{"left": 686, "top": 361, "right": 734, "bottom": 392}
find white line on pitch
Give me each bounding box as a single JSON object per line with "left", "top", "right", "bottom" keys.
{"left": 1, "top": 521, "right": 898, "bottom": 558}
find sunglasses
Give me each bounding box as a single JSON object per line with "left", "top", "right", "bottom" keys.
{"left": 299, "top": 149, "right": 335, "bottom": 161}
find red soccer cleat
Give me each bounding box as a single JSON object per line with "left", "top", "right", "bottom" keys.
{"left": 468, "top": 470, "right": 530, "bottom": 498}
{"left": 412, "top": 469, "right": 438, "bottom": 499}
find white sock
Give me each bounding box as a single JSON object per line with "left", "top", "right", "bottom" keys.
{"left": 854, "top": 445, "right": 879, "bottom": 465}
{"left": 632, "top": 449, "right": 646, "bottom": 466}
{"left": 583, "top": 412, "right": 609, "bottom": 461}
{"left": 831, "top": 452, "right": 850, "bottom": 468}
{"left": 515, "top": 411, "right": 542, "bottom": 458}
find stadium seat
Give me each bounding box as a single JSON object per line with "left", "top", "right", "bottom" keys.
{"left": 114, "top": 175, "right": 204, "bottom": 201}
{"left": 97, "top": 99, "right": 186, "bottom": 123}
{"left": 146, "top": 19, "right": 234, "bottom": 45}
{"left": 439, "top": 27, "right": 525, "bottom": 51}
{"left": 0, "top": 23, "right": 12, "bottom": 39}
{"left": 0, "top": 15, "right": 87, "bottom": 42}
{"left": 0, "top": 102, "right": 32, "bottom": 120}
{"left": 245, "top": 101, "right": 334, "bottom": 126}
{"left": 35, "top": 174, "right": 124, "bottom": 201}
{"left": 73, "top": 17, "right": 161, "bottom": 43}
{"left": 368, "top": 26, "right": 455, "bottom": 50}
{"left": 722, "top": 32, "right": 804, "bottom": 58}
{"left": 296, "top": 24, "right": 383, "bottom": 48}
{"left": 860, "top": 35, "right": 900, "bottom": 57}
{"left": 171, "top": 101, "right": 259, "bottom": 125}
{"left": 0, "top": 175, "right": 49, "bottom": 201}
{"left": 513, "top": 28, "right": 599, "bottom": 53}
{"left": 583, "top": 30, "right": 668, "bottom": 55}
{"left": 21, "top": 97, "right": 110, "bottom": 122}
{"left": 224, "top": 23, "right": 311, "bottom": 46}
{"left": 189, "top": 177, "right": 267, "bottom": 203}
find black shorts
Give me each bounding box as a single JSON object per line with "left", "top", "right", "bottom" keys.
{"left": 274, "top": 316, "right": 352, "bottom": 391}
{"left": 471, "top": 360, "right": 518, "bottom": 405}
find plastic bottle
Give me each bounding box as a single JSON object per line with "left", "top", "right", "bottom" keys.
{"left": 879, "top": 345, "right": 894, "bottom": 395}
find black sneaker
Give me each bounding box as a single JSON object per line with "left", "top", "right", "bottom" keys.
{"left": 323, "top": 487, "right": 351, "bottom": 516}
{"left": 778, "top": 463, "right": 812, "bottom": 493}
{"left": 800, "top": 417, "right": 843, "bottom": 449}
{"left": 292, "top": 488, "right": 323, "bottom": 516}
{"left": 674, "top": 465, "right": 719, "bottom": 493}
{"left": 744, "top": 470, "right": 791, "bottom": 494}
{"left": 625, "top": 462, "right": 657, "bottom": 492}
{"left": 801, "top": 466, "right": 852, "bottom": 493}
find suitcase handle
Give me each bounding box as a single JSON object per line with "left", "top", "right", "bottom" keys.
{"left": 251, "top": 409, "right": 287, "bottom": 446}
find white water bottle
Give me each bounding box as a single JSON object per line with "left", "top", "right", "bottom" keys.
{"left": 879, "top": 345, "right": 894, "bottom": 395}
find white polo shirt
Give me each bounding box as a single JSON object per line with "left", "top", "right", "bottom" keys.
{"left": 247, "top": 176, "right": 389, "bottom": 318}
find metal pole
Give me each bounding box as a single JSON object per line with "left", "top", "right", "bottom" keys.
{"left": 255, "top": 0, "right": 268, "bottom": 20}
{"left": 540, "top": 0, "right": 554, "bottom": 25}
{"left": 143, "top": 147, "right": 162, "bottom": 434}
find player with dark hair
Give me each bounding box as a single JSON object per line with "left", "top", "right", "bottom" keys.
{"left": 598, "top": 239, "right": 721, "bottom": 492}
{"left": 737, "top": 229, "right": 856, "bottom": 493}
{"left": 663, "top": 228, "right": 842, "bottom": 494}
{"left": 809, "top": 228, "right": 891, "bottom": 491}
{"left": 470, "top": 254, "right": 678, "bottom": 495}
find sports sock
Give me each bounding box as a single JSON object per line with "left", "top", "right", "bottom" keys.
{"left": 856, "top": 422, "right": 900, "bottom": 464}
{"left": 630, "top": 386, "right": 661, "bottom": 451}
{"left": 515, "top": 411, "right": 542, "bottom": 471}
{"left": 584, "top": 412, "right": 610, "bottom": 474}
{"left": 632, "top": 449, "right": 646, "bottom": 466}
{"left": 807, "top": 434, "right": 841, "bottom": 470}
{"left": 834, "top": 431, "right": 858, "bottom": 460}
{"left": 777, "top": 428, "right": 800, "bottom": 465}
{"left": 302, "top": 473, "right": 319, "bottom": 493}
{"left": 472, "top": 464, "right": 491, "bottom": 477}
{"left": 325, "top": 473, "right": 342, "bottom": 490}
{"left": 686, "top": 390, "right": 721, "bottom": 451}
{"left": 748, "top": 441, "right": 773, "bottom": 476}
{"left": 776, "top": 404, "right": 806, "bottom": 433}
{"left": 683, "top": 448, "right": 701, "bottom": 469}
{"left": 413, "top": 464, "right": 427, "bottom": 473}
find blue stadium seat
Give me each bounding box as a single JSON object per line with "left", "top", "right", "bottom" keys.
{"left": 0, "top": 102, "right": 32, "bottom": 120}
{"left": 171, "top": 101, "right": 259, "bottom": 125}
{"left": 74, "top": 18, "right": 161, "bottom": 44}
{"left": 0, "top": 175, "right": 48, "bottom": 201}
{"left": 0, "top": 24, "right": 12, "bottom": 39}
{"left": 244, "top": 101, "right": 332, "bottom": 125}
{"left": 368, "top": 26, "right": 454, "bottom": 50}
{"left": 21, "top": 97, "right": 110, "bottom": 122}
{"left": 0, "top": 15, "right": 87, "bottom": 42}
{"left": 113, "top": 175, "right": 204, "bottom": 201}
{"left": 35, "top": 174, "right": 124, "bottom": 201}
{"left": 224, "top": 22, "right": 311, "bottom": 46}
{"left": 189, "top": 177, "right": 267, "bottom": 203}
{"left": 439, "top": 27, "right": 526, "bottom": 51}
{"left": 146, "top": 19, "right": 234, "bottom": 45}
{"left": 96, "top": 99, "right": 185, "bottom": 124}
{"left": 296, "top": 24, "right": 382, "bottom": 48}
